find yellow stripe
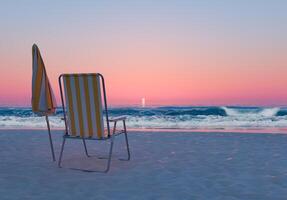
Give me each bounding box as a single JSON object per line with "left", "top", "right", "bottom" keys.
{"left": 74, "top": 75, "right": 85, "bottom": 137}
{"left": 32, "top": 50, "right": 43, "bottom": 112}
{"left": 92, "top": 75, "right": 103, "bottom": 138}
{"left": 65, "top": 76, "right": 76, "bottom": 136}
{"left": 44, "top": 66, "right": 54, "bottom": 112}
{"left": 48, "top": 82, "right": 55, "bottom": 110}
{"left": 83, "top": 75, "right": 93, "bottom": 137}
{"left": 45, "top": 80, "right": 52, "bottom": 110}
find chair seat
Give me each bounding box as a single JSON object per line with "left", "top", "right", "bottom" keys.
{"left": 64, "top": 129, "right": 125, "bottom": 140}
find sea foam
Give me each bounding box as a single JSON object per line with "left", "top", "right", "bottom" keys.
{"left": 0, "top": 106, "right": 287, "bottom": 130}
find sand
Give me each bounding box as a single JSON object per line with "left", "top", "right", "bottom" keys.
{"left": 0, "top": 129, "right": 287, "bottom": 200}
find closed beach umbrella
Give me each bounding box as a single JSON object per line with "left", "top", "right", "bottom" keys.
{"left": 31, "top": 44, "right": 56, "bottom": 161}
{"left": 32, "top": 44, "right": 56, "bottom": 114}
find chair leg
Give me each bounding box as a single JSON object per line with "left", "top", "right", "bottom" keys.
{"left": 104, "top": 135, "right": 115, "bottom": 173}
{"left": 57, "top": 136, "right": 116, "bottom": 173}
{"left": 82, "top": 138, "right": 90, "bottom": 157}
{"left": 121, "top": 120, "right": 131, "bottom": 161}
{"left": 57, "top": 122, "right": 117, "bottom": 172}
{"left": 45, "top": 115, "right": 56, "bottom": 162}
{"left": 98, "top": 121, "right": 117, "bottom": 160}
{"left": 79, "top": 135, "right": 115, "bottom": 173}
{"left": 58, "top": 137, "right": 66, "bottom": 168}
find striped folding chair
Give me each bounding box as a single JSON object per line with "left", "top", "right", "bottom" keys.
{"left": 58, "top": 73, "right": 130, "bottom": 172}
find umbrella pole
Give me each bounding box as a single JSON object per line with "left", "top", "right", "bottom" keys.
{"left": 45, "top": 115, "right": 56, "bottom": 161}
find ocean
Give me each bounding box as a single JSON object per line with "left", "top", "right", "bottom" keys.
{"left": 1, "top": 106, "right": 287, "bottom": 132}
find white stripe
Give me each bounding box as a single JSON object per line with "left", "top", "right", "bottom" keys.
{"left": 38, "top": 71, "right": 47, "bottom": 111}
{"left": 79, "top": 76, "right": 88, "bottom": 137}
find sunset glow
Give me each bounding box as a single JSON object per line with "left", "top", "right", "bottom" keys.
{"left": 0, "top": 0, "right": 286, "bottom": 106}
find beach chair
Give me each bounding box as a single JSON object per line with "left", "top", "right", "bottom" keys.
{"left": 32, "top": 44, "right": 56, "bottom": 161}
{"left": 58, "top": 73, "right": 131, "bottom": 172}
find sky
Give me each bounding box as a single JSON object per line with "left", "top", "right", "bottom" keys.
{"left": 0, "top": 0, "right": 287, "bottom": 106}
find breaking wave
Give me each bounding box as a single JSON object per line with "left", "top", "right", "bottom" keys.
{"left": 0, "top": 106, "right": 287, "bottom": 129}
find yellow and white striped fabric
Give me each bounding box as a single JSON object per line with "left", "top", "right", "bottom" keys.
{"left": 62, "top": 74, "right": 106, "bottom": 138}
{"left": 32, "top": 44, "right": 56, "bottom": 115}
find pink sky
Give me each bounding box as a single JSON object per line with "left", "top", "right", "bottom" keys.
{"left": 0, "top": 1, "right": 287, "bottom": 106}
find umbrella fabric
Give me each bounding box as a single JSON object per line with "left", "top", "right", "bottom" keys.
{"left": 32, "top": 44, "right": 56, "bottom": 115}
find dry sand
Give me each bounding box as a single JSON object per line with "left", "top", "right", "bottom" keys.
{"left": 0, "top": 129, "right": 287, "bottom": 200}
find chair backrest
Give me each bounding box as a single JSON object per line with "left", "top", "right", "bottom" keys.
{"left": 60, "top": 73, "right": 109, "bottom": 139}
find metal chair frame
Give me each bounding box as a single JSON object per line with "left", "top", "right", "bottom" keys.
{"left": 58, "top": 73, "right": 130, "bottom": 173}
{"left": 45, "top": 115, "right": 56, "bottom": 161}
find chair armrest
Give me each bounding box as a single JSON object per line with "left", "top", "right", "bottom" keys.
{"left": 108, "top": 116, "right": 126, "bottom": 122}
